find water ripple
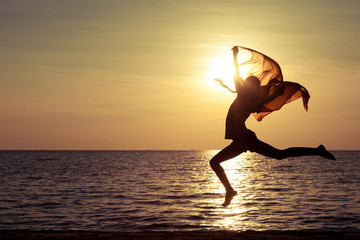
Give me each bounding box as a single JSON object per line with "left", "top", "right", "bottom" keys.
{"left": 0, "top": 150, "right": 359, "bottom": 231}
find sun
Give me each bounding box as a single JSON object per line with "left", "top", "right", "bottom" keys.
{"left": 206, "top": 54, "right": 234, "bottom": 89}
{"left": 206, "top": 53, "right": 250, "bottom": 91}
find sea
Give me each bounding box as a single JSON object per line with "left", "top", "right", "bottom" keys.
{"left": 0, "top": 150, "right": 359, "bottom": 232}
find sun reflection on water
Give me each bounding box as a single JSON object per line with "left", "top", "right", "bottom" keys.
{"left": 205, "top": 151, "right": 261, "bottom": 230}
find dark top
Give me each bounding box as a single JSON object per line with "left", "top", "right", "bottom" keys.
{"left": 225, "top": 94, "right": 259, "bottom": 140}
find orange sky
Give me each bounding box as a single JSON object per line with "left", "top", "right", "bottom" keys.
{"left": 0, "top": 0, "right": 359, "bottom": 150}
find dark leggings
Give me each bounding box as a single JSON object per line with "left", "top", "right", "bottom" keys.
{"left": 209, "top": 137, "right": 321, "bottom": 191}
{"left": 211, "top": 138, "right": 320, "bottom": 165}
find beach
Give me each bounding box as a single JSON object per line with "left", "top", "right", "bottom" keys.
{"left": 1, "top": 230, "right": 360, "bottom": 240}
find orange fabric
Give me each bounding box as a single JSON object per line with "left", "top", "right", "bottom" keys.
{"left": 235, "top": 46, "right": 310, "bottom": 121}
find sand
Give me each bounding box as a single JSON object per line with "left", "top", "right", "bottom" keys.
{"left": 1, "top": 230, "right": 359, "bottom": 240}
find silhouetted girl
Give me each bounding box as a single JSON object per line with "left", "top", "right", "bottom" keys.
{"left": 210, "top": 46, "right": 335, "bottom": 206}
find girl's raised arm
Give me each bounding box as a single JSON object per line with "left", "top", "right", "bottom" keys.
{"left": 232, "top": 46, "right": 244, "bottom": 93}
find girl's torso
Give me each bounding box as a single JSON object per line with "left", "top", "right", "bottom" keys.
{"left": 225, "top": 95, "right": 259, "bottom": 139}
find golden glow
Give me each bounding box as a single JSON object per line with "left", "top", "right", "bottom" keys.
{"left": 0, "top": 1, "right": 355, "bottom": 150}
{"left": 206, "top": 54, "right": 235, "bottom": 90}
{"left": 206, "top": 53, "right": 251, "bottom": 91}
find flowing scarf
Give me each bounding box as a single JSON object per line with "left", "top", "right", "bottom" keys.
{"left": 217, "top": 46, "right": 310, "bottom": 121}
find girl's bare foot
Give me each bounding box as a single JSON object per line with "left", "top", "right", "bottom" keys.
{"left": 318, "top": 145, "right": 335, "bottom": 160}
{"left": 222, "top": 190, "right": 237, "bottom": 206}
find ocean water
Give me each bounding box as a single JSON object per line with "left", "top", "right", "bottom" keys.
{"left": 0, "top": 150, "right": 359, "bottom": 232}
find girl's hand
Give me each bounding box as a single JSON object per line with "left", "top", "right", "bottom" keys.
{"left": 231, "top": 46, "right": 239, "bottom": 55}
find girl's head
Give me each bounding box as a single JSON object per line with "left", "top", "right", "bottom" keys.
{"left": 243, "top": 76, "right": 260, "bottom": 98}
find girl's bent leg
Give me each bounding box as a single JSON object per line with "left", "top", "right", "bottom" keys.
{"left": 209, "top": 142, "right": 246, "bottom": 206}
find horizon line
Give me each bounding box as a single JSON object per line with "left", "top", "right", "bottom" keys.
{"left": 0, "top": 149, "right": 358, "bottom": 151}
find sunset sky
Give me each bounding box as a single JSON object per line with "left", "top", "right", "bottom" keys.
{"left": 1, "top": 0, "right": 359, "bottom": 150}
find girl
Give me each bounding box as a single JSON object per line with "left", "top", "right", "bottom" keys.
{"left": 210, "top": 47, "right": 335, "bottom": 206}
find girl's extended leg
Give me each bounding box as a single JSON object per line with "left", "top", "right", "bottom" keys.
{"left": 209, "top": 142, "right": 247, "bottom": 206}
{"left": 252, "top": 139, "right": 335, "bottom": 160}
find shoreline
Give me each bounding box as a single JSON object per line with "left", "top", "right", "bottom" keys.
{"left": 1, "top": 230, "right": 360, "bottom": 240}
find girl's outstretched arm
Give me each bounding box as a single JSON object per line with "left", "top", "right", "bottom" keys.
{"left": 214, "top": 78, "right": 237, "bottom": 93}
